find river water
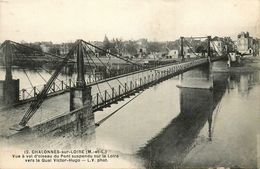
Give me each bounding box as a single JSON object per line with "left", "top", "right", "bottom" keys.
{"left": 1, "top": 62, "right": 259, "bottom": 168}
{"left": 94, "top": 64, "right": 260, "bottom": 168}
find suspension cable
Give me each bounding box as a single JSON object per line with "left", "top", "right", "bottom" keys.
{"left": 96, "top": 89, "right": 145, "bottom": 126}
{"left": 211, "top": 41, "right": 221, "bottom": 57}
{"left": 37, "top": 71, "right": 47, "bottom": 83}
{"left": 84, "top": 56, "right": 114, "bottom": 99}
{"left": 82, "top": 40, "right": 147, "bottom": 69}
{"left": 17, "top": 41, "right": 78, "bottom": 127}
{"left": 83, "top": 43, "right": 131, "bottom": 91}
{"left": 17, "top": 53, "right": 48, "bottom": 83}
{"left": 10, "top": 40, "right": 76, "bottom": 63}
{"left": 12, "top": 44, "right": 70, "bottom": 87}
{"left": 83, "top": 47, "right": 117, "bottom": 99}
{"left": 82, "top": 47, "right": 105, "bottom": 102}
{"left": 22, "top": 69, "right": 34, "bottom": 89}
{"left": 184, "top": 39, "right": 200, "bottom": 57}
{"left": 83, "top": 40, "right": 167, "bottom": 76}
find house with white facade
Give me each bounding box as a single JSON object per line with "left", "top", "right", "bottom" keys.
{"left": 236, "top": 32, "right": 254, "bottom": 55}
{"left": 168, "top": 49, "right": 179, "bottom": 59}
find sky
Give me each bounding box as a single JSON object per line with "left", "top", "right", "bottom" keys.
{"left": 0, "top": 0, "right": 259, "bottom": 43}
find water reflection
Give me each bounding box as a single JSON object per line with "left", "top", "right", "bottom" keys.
{"left": 137, "top": 71, "right": 229, "bottom": 168}
{"left": 227, "top": 71, "right": 260, "bottom": 96}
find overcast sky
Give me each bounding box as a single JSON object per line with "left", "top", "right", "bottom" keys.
{"left": 0, "top": 0, "right": 259, "bottom": 43}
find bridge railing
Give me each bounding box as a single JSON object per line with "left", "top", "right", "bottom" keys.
{"left": 91, "top": 58, "right": 209, "bottom": 110}
{"left": 91, "top": 78, "right": 145, "bottom": 110}
{"left": 18, "top": 73, "right": 103, "bottom": 101}
{"left": 19, "top": 79, "right": 77, "bottom": 101}
{"left": 18, "top": 57, "right": 215, "bottom": 102}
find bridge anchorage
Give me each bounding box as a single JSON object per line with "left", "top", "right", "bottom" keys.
{"left": 0, "top": 36, "right": 228, "bottom": 137}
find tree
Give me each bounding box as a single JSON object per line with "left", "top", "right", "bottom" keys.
{"left": 16, "top": 43, "right": 43, "bottom": 56}
{"left": 98, "top": 35, "right": 113, "bottom": 56}
{"left": 147, "top": 42, "right": 164, "bottom": 53}
{"left": 109, "top": 38, "right": 118, "bottom": 54}
{"left": 28, "top": 43, "right": 43, "bottom": 52}
{"left": 49, "top": 46, "right": 60, "bottom": 55}
{"left": 125, "top": 41, "right": 138, "bottom": 56}
{"left": 103, "top": 35, "right": 111, "bottom": 50}
{"left": 223, "top": 37, "right": 235, "bottom": 52}
{"left": 195, "top": 45, "right": 205, "bottom": 53}
{"left": 195, "top": 41, "right": 207, "bottom": 55}
{"left": 111, "top": 38, "right": 124, "bottom": 56}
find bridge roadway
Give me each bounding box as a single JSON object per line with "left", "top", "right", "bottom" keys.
{"left": 16, "top": 57, "right": 225, "bottom": 109}
{"left": 16, "top": 57, "right": 219, "bottom": 107}
{"left": 0, "top": 57, "right": 223, "bottom": 136}
{"left": 91, "top": 57, "right": 214, "bottom": 111}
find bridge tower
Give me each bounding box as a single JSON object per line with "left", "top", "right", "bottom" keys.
{"left": 180, "top": 37, "right": 184, "bottom": 61}
{"left": 70, "top": 40, "right": 95, "bottom": 136}
{"left": 0, "top": 41, "right": 19, "bottom": 105}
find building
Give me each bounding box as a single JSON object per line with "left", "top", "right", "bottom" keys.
{"left": 136, "top": 39, "right": 148, "bottom": 53}
{"left": 136, "top": 39, "right": 148, "bottom": 58}
{"left": 211, "top": 36, "right": 224, "bottom": 55}
{"left": 236, "top": 32, "right": 255, "bottom": 55}
{"left": 168, "top": 49, "right": 179, "bottom": 59}
{"left": 166, "top": 41, "right": 194, "bottom": 59}
{"left": 147, "top": 52, "right": 163, "bottom": 59}
{"left": 183, "top": 46, "right": 193, "bottom": 58}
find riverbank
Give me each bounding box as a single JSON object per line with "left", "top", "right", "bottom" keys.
{"left": 212, "top": 57, "right": 260, "bottom": 73}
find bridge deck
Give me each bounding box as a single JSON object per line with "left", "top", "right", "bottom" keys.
{"left": 92, "top": 58, "right": 210, "bottom": 111}
{"left": 0, "top": 57, "right": 224, "bottom": 136}
{"left": 16, "top": 57, "right": 218, "bottom": 104}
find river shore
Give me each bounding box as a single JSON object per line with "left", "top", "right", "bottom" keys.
{"left": 212, "top": 56, "right": 260, "bottom": 73}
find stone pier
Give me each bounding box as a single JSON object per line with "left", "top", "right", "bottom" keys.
{"left": 177, "top": 63, "right": 213, "bottom": 89}
{"left": 69, "top": 40, "right": 95, "bottom": 137}
{"left": 0, "top": 79, "right": 20, "bottom": 105}
{"left": 70, "top": 86, "right": 95, "bottom": 136}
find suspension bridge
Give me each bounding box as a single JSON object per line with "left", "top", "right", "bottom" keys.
{"left": 0, "top": 36, "right": 228, "bottom": 137}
